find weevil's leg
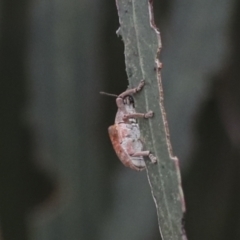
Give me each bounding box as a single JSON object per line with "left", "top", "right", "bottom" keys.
{"left": 118, "top": 80, "right": 145, "bottom": 99}
{"left": 123, "top": 111, "right": 153, "bottom": 121}
{"left": 131, "top": 151, "right": 157, "bottom": 163}
{"left": 148, "top": 153, "right": 157, "bottom": 163}
{"left": 131, "top": 151, "right": 150, "bottom": 157}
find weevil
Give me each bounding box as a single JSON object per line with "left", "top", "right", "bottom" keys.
{"left": 101, "top": 80, "right": 157, "bottom": 171}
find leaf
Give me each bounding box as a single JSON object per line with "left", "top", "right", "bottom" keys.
{"left": 115, "top": 0, "right": 187, "bottom": 239}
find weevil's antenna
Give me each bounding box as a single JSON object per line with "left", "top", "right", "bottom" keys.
{"left": 100, "top": 92, "right": 118, "bottom": 97}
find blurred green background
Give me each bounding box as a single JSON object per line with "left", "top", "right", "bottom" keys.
{"left": 0, "top": 0, "right": 240, "bottom": 239}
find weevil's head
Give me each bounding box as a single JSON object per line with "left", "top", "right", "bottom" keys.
{"left": 123, "top": 95, "right": 135, "bottom": 107}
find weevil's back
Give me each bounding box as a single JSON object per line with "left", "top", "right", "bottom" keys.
{"left": 108, "top": 124, "right": 145, "bottom": 171}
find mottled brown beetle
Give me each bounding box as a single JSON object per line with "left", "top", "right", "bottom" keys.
{"left": 101, "top": 80, "right": 157, "bottom": 171}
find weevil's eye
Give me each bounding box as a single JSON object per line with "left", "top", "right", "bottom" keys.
{"left": 123, "top": 95, "right": 135, "bottom": 107}
{"left": 128, "top": 95, "right": 134, "bottom": 105}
